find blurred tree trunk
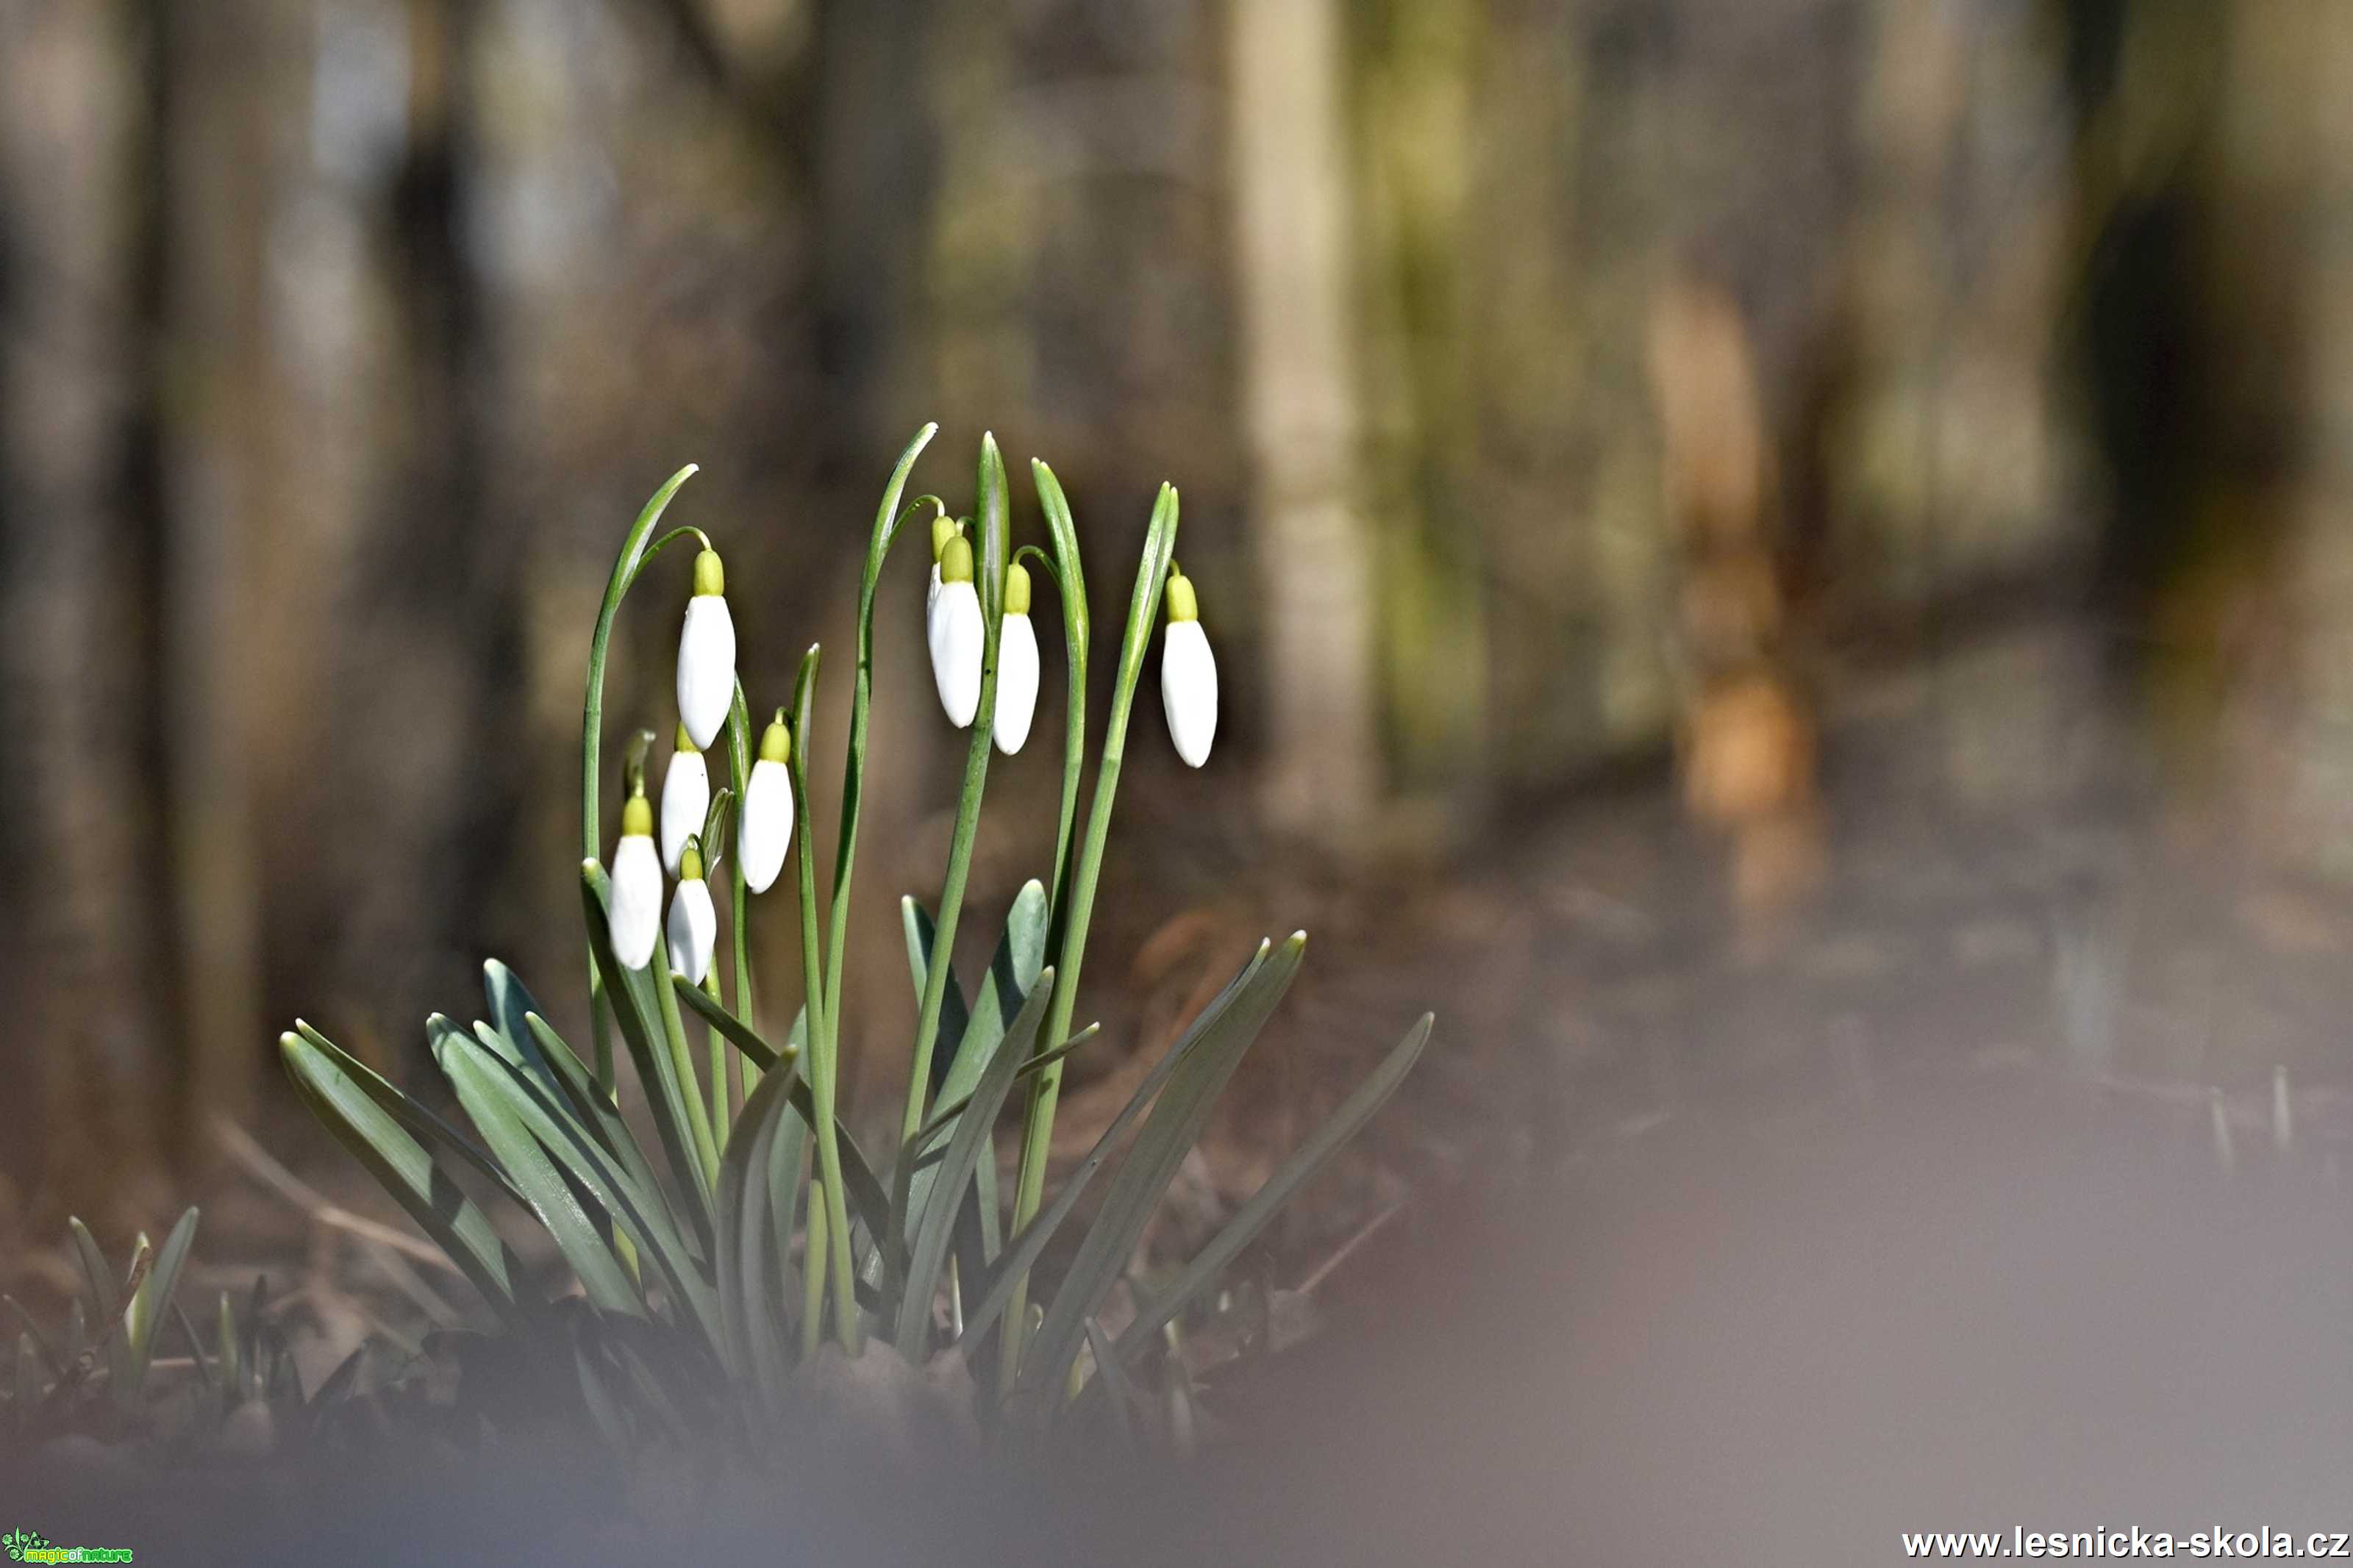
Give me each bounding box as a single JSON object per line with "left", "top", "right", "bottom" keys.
{"left": 0, "top": 0, "right": 171, "bottom": 1219}
{"left": 155, "top": 1, "right": 286, "bottom": 1161}
{"left": 1228, "top": 0, "right": 1378, "bottom": 846}
{"left": 324, "top": 0, "right": 503, "bottom": 1051}
{"left": 1357, "top": 0, "right": 1489, "bottom": 832}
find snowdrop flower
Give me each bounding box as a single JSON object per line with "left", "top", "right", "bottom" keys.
{"left": 1160, "top": 565, "right": 1217, "bottom": 768}
{"left": 928, "top": 532, "right": 983, "bottom": 728}
{"left": 659, "top": 724, "right": 710, "bottom": 876}
{"left": 609, "top": 791, "right": 663, "bottom": 970}
{"left": 676, "top": 548, "right": 736, "bottom": 751}
{"left": 739, "top": 710, "right": 796, "bottom": 895}
{"left": 994, "top": 560, "right": 1039, "bottom": 755}
{"left": 665, "top": 837, "right": 718, "bottom": 985}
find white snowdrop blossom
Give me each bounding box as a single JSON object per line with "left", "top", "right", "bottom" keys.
{"left": 666, "top": 838, "right": 718, "bottom": 985}
{"left": 1159, "top": 567, "right": 1217, "bottom": 768}
{"left": 676, "top": 548, "right": 736, "bottom": 751}
{"left": 739, "top": 711, "right": 796, "bottom": 895}
{"left": 994, "top": 561, "right": 1040, "bottom": 755}
{"left": 659, "top": 726, "right": 710, "bottom": 876}
{"left": 928, "top": 533, "right": 983, "bottom": 728}
{"left": 609, "top": 793, "right": 663, "bottom": 970}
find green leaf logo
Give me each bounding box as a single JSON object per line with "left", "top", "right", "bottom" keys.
{"left": 1, "top": 1528, "right": 49, "bottom": 1561}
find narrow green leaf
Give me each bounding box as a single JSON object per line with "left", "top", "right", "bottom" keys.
{"left": 716, "top": 1056, "right": 801, "bottom": 1411}
{"left": 292, "top": 1020, "right": 528, "bottom": 1211}
{"left": 1018, "top": 934, "right": 1305, "bottom": 1400}
{"left": 126, "top": 1206, "right": 199, "bottom": 1395}
{"left": 1, "top": 1298, "right": 60, "bottom": 1380}
{"left": 433, "top": 1022, "right": 644, "bottom": 1318}
{"left": 280, "top": 1033, "right": 524, "bottom": 1328}
{"left": 896, "top": 969, "right": 1056, "bottom": 1353}
{"left": 521, "top": 1012, "right": 660, "bottom": 1200}
{"left": 457, "top": 1032, "right": 721, "bottom": 1349}
{"left": 901, "top": 896, "right": 971, "bottom": 1094}
{"left": 904, "top": 881, "right": 1049, "bottom": 1267}
{"left": 966, "top": 939, "right": 1272, "bottom": 1350}
{"left": 1114, "top": 1013, "right": 1431, "bottom": 1365}
{"left": 66, "top": 1219, "right": 132, "bottom": 1400}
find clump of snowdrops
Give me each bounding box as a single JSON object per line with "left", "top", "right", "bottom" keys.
{"left": 279, "top": 427, "right": 1432, "bottom": 1456}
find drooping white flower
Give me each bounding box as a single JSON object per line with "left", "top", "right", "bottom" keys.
{"left": 1160, "top": 567, "right": 1217, "bottom": 768}
{"left": 739, "top": 711, "right": 796, "bottom": 895}
{"left": 994, "top": 561, "right": 1040, "bottom": 756}
{"left": 666, "top": 838, "right": 718, "bottom": 985}
{"left": 676, "top": 548, "right": 736, "bottom": 751}
{"left": 928, "top": 534, "right": 983, "bottom": 728}
{"left": 609, "top": 793, "right": 663, "bottom": 970}
{"left": 659, "top": 726, "right": 710, "bottom": 876}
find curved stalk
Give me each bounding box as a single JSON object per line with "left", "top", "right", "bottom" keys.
{"left": 1001, "top": 480, "right": 1176, "bottom": 1389}
{"left": 1029, "top": 461, "right": 1092, "bottom": 926}
{"left": 901, "top": 434, "right": 1011, "bottom": 1145}
{"left": 821, "top": 423, "right": 938, "bottom": 1039}
{"left": 581, "top": 463, "right": 701, "bottom": 1095}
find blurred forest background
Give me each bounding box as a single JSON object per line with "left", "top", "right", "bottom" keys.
{"left": 6, "top": 0, "right": 2353, "bottom": 1235}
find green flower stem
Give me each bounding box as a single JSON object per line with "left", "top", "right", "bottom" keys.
{"left": 582, "top": 463, "right": 701, "bottom": 1098}
{"left": 1029, "top": 463, "right": 1092, "bottom": 937}
{"left": 821, "top": 426, "right": 938, "bottom": 1040}
{"left": 901, "top": 434, "right": 1011, "bottom": 1148}
{"left": 704, "top": 970, "right": 728, "bottom": 1148}
{"left": 725, "top": 684, "right": 757, "bottom": 1105}
{"left": 788, "top": 645, "right": 858, "bottom": 1350}
{"left": 649, "top": 926, "right": 723, "bottom": 1196}
{"left": 799, "top": 1182, "right": 829, "bottom": 1361}
{"left": 1001, "top": 481, "right": 1177, "bottom": 1391}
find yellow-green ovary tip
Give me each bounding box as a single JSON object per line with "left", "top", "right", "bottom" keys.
{"left": 941, "top": 534, "right": 976, "bottom": 584}
{"left": 1165, "top": 570, "right": 1199, "bottom": 623}
{"left": 693, "top": 548, "right": 725, "bottom": 598}
{"left": 760, "top": 717, "right": 790, "bottom": 765}
{"left": 1006, "top": 561, "right": 1032, "bottom": 615}
{"left": 621, "top": 795, "right": 654, "bottom": 837}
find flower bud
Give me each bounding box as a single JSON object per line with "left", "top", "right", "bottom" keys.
{"left": 740, "top": 711, "right": 796, "bottom": 894}
{"left": 676, "top": 548, "right": 736, "bottom": 751}
{"left": 659, "top": 724, "right": 710, "bottom": 876}
{"left": 994, "top": 562, "right": 1039, "bottom": 755}
{"left": 666, "top": 837, "right": 718, "bottom": 985}
{"left": 610, "top": 792, "right": 663, "bottom": 970}
{"left": 928, "top": 534, "right": 982, "bottom": 728}
{"left": 1160, "top": 567, "right": 1217, "bottom": 768}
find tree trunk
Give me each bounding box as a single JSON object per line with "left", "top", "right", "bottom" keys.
{"left": 1228, "top": 0, "right": 1378, "bottom": 845}
{"left": 0, "top": 0, "right": 172, "bottom": 1220}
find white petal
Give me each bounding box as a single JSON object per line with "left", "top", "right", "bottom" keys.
{"left": 609, "top": 836, "right": 664, "bottom": 970}
{"left": 929, "top": 580, "right": 983, "bottom": 728}
{"left": 676, "top": 596, "right": 737, "bottom": 751}
{"left": 1161, "top": 619, "right": 1218, "bottom": 767}
{"left": 740, "top": 757, "right": 795, "bottom": 894}
{"left": 659, "top": 750, "right": 710, "bottom": 876}
{"left": 666, "top": 877, "right": 718, "bottom": 985}
{"left": 926, "top": 562, "right": 942, "bottom": 618}
{"left": 994, "top": 612, "right": 1040, "bottom": 755}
